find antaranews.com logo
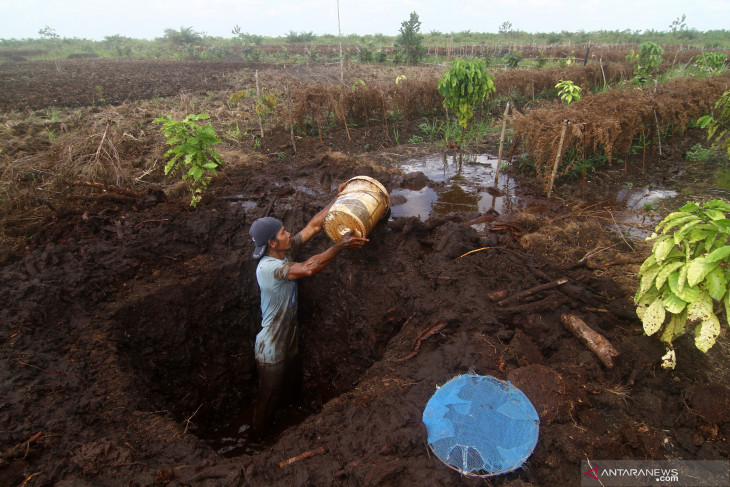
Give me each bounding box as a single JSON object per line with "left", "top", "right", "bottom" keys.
{"left": 581, "top": 460, "right": 729, "bottom": 487}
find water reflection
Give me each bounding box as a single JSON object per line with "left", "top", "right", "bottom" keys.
{"left": 391, "top": 153, "right": 519, "bottom": 221}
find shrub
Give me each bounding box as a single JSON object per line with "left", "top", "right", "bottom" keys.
{"left": 636, "top": 200, "right": 730, "bottom": 368}
{"left": 153, "top": 114, "right": 223, "bottom": 207}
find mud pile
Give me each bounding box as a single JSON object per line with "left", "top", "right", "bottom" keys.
{"left": 2, "top": 149, "right": 729, "bottom": 487}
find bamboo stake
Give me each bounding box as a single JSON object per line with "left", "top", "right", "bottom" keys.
{"left": 285, "top": 85, "right": 296, "bottom": 154}
{"left": 495, "top": 102, "right": 510, "bottom": 186}
{"left": 337, "top": 0, "right": 343, "bottom": 83}
{"left": 547, "top": 120, "right": 569, "bottom": 198}
{"left": 254, "top": 70, "right": 264, "bottom": 139}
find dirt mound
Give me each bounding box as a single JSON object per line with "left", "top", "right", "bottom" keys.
{"left": 1, "top": 59, "right": 729, "bottom": 487}
{"left": 2, "top": 149, "right": 729, "bottom": 486}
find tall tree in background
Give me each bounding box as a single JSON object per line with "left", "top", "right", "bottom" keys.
{"left": 396, "top": 11, "right": 424, "bottom": 65}
{"left": 163, "top": 27, "right": 204, "bottom": 47}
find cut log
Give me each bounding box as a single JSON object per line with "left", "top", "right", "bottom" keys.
{"left": 560, "top": 314, "right": 619, "bottom": 368}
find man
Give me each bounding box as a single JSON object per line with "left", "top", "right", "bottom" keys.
{"left": 248, "top": 186, "right": 368, "bottom": 436}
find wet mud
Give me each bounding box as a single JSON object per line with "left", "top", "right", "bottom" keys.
{"left": 1, "top": 60, "right": 729, "bottom": 487}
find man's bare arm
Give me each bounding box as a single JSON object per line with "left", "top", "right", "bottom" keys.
{"left": 286, "top": 233, "right": 368, "bottom": 280}
{"left": 298, "top": 183, "right": 347, "bottom": 244}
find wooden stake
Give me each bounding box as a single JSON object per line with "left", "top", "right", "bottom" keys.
{"left": 642, "top": 127, "right": 646, "bottom": 170}
{"left": 285, "top": 85, "right": 296, "bottom": 154}
{"left": 495, "top": 102, "right": 510, "bottom": 186}
{"left": 654, "top": 109, "right": 662, "bottom": 156}
{"left": 254, "top": 70, "right": 264, "bottom": 139}
{"left": 547, "top": 120, "right": 569, "bottom": 198}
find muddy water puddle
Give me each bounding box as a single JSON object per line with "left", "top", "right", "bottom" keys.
{"left": 613, "top": 187, "right": 678, "bottom": 239}
{"left": 391, "top": 154, "right": 523, "bottom": 226}
{"left": 392, "top": 153, "right": 679, "bottom": 239}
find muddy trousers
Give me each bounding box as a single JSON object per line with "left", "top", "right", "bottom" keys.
{"left": 253, "top": 355, "right": 299, "bottom": 438}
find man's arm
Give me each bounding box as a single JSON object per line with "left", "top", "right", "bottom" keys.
{"left": 298, "top": 183, "right": 347, "bottom": 245}
{"left": 286, "top": 233, "right": 367, "bottom": 280}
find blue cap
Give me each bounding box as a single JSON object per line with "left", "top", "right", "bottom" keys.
{"left": 249, "top": 217, "right": 283, "bottom": 259}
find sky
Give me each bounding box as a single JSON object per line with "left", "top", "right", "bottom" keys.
{"left": 1, "top": 0, "right": 728, "bottom": 41}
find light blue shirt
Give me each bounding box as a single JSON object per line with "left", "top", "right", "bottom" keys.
{"left": 254, "top": 240, "right": 300, "bottom": 364}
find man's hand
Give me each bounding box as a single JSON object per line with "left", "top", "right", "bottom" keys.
{"left": 335, "top": 231, "right": 368, "bottom": 250}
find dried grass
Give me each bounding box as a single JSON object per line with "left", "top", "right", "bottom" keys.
{"left": 511, "top": 73, "right": 730, "bottom": 192}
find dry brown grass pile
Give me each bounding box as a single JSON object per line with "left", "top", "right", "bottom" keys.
{"left": 510, "top": 73, "right": 730, "bottom": 191}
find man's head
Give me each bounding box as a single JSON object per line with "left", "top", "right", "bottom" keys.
{"left": 250, "top": 217, "right": 283, "bottom": 259}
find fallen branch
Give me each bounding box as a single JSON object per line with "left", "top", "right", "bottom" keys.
{"left": 19, "top": 472, "right": 42, "bottom": 487}
{"left": 279, "top": 446, "right": 326, "bottom": 468}
{"left": 395, "top": 322, "right": 447, "bottom": 362}
{"left": 497, "top": 278, "right": 569, "bottom": 306}
{"left": 570, "top": 254, "right": 645, "bottom": 270}
{"left": 600, "top": 255, "right": 646, "bottom": 268}
{"left": 70, "top": 180, "right": 144, "bottom": 198}
{"left": 560, "top": 314, "right": 619, "bottom": 368}
{"left": 16, "top": 359, "right": 58, "bottom": 375}
{"left": 458, "top": 247, "right": 493, "bottom": 259}
{"left": 1, "top": 432, "right": 44, "bottom": 462}
{"left": 184, "top": 403, "right": 203, "bottom": 434}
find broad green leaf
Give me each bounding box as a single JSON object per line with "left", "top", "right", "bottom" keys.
{"left": 695, "top": 313, "right": 721, "bottom": 352}
{"left": 642, "top": 297, "right": 666, "bottom": 336}
{"left": 668, "top": 272, "right": 700, "bottom": 302}
{"left": 636, "top": 286, "right": 659, "bottom": 314}
{"left": 679, "top": 203, "right": 699, "bottom": 212}
{"left": 724, "top": 290, "right": 730, "bottom": 328}
{"left": 704, "top": 200, "right": 730, "bottom": 211}
{"left": 662, "top": 291, "right": 687, "bottom": 314}
{"left": 687, "top": 291, "right": 713, "bottom": 324}
{"left": 656, "top": 211, "right": 691, "bottom": 230}
{"left": 688, "top": 224, "right": 714, "bottom": 243}
{"left": 639, "top": 253, "right": 657, "bottom": 274}
{"left": 655, "top": 261, "right": 684, "bottom": 290}
{"left": 703, "top": 230, "right": 720, "bottom": 251}
{"left": 661, "top": 311, "right": 686, "bottom": 344}
{"left": 711, "top": 218, "right": 730, "bottom": 229}
{"left": 686, "top": 257, "right": 720, "bottom": 287}
{"left": 677, "top": 263, "right": 688, "bottom": 293}
{"left": 653, "top": 238, "right": 676, "bottom": 263}
{"left": 674, "top": 220, "right": 701, "bottom": 245}
{"left": 703, "top": 209, "right": 726, "bottom": 220}
{"left": 704, "top": 266, "right": 727, "bottom": 300}
{"left": 639, "top": 264, "right": 662, "bottom": 296}
{"left": 706, "top": 245, "right": 730, "bottom": 263}
{"left": 662, "top": 215, "right": 699, "bottom": 234}
{"left": 697, "top": 115, "right": 713, "bottom": 128}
